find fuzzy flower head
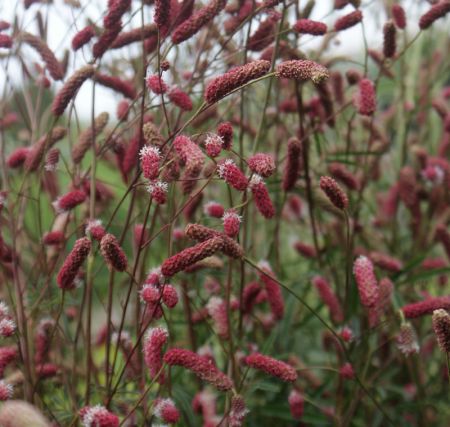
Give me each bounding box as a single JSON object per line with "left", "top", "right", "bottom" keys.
{"left": 0, "top": 380, "right": 13, "bottom": 401}
{"left": 168, "top": 85, "right": 193, "bottom": 111}
{"left": 144, "top": 327, "right": 168, "bottom": 383}
{"left": 52, "top": 189, "right": 86, "bottom": 214}
{"left": 222, "top": 209, "right": 242, "bottom": 237}
{"left": 206, "top": 296, "right": 229, "bottom": 339}
{"left": 204, "top": 133, "right": 223, "bottom": 158}
{"left": 140, "top": 283, "right": 161, "bottom": 304}
{"left": 0, "top": 319, "right": 16, "bottom": 338}
{"left": 0, "top": 302, "right": 9, "bottom": 319}
{"left": 85, "top": 219, "right": 106, "bottom": 241}
{"left": 146, "top": 74, "right": 168, "bottom": 94}
{"left": 353, "top": 78, "right": 376, "bottom": 116}
{"left": 319, "top": 176, "right": 348, "bottom": 210}
{"left": 244, "top": 352, "right": 297, "bottom": 382}
{"left": 79, "top": 405, "right": 119, "bottom": 427}
{"left": 217, "top": 159, "right": 248, "bottom": 191}
{"left": 162, "top": 285, "right": 179, "bottom": 308}
{"left": 140, "top": 145, "right": 161, "bottom": 180}
{"left": 229, "top": 395, "right": 249, "bottom": 427}
{"left": 249, "top": 175, "right": 275, "bottom": 219}
{"left": 275, "top": 60, "right": 329, "bottom": 84}
{"left": 147, "top": 181, "right": 168, "bottom": 204}
{"left": 353, "top": 256, "right": 379, "bottom": 307}
{"left": 396, "top": 323, "right": 419, "bottom": 355}
{"left": 154, "top": 398, "right": 180, "bottom": 424}
{"left": 203, "top": 201, "right": 225, "bottom": 218}
{"left": 247, "top": 153, "right": 275, "bottom": 178}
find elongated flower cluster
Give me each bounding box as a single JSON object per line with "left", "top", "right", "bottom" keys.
{"left": 275, "top": 60, "right": 329, "bottom": 84}
{"left": 205, "top": 60, "right": 271, "bottom": 104}
{"left": 244, "top": 352, "right": 297, "bottom": 382}
{"left": 204, "top": 133, "right": 223, "bottom": 158}
{"left": 249, "top": 175, "right": 275, "bottom": 219}
{"left": 402, "top": 296, "right": 450, "bottom": 319}
{"left": 167, "top": 85, "right": 193, "bottom": 111}
{"left": 154, "top": 0, "right": 171, "bottom": 29}
{"left": 319, "top": 176, "right": 348, "bottom": 210}
{"left": 353, "top": 78, "right": 376, "bottom": 116}
{"left": 392, "top": 4, "right": 406, "bottom": 29}
{"left": 248, "top": 153, "right": 275, "bottom": 178}
{"left": 257, "top": 261, "right": 284, "bottom": 320}
{"left": 247, "top": 17, "right": 276, "bottom": 51}
{"left": 432, "top": 309, "right": 450, "bottom": 353}
{"left": 217, "top": 159, "right": 248, "bottom": 191}
{"left": 334, "top": 10, "right": 363, "bottom": 32}
{"left": 144, "top": 327, "right": 168, "bottom": 383}
{"left": 229, "top": 395, "right": 249, "bottom": 427}
{"left": 93, "top": 72, "right": 136, "bottom": 99}
{"left": 0, "top": 346, "right": 17, "bottom": 377}
{"left": 6, "top": 147, "right": 29, "bottom": 168}
{"left": 328, "top": 162, "right": 359, "bottom": 190}
{"left": 52, "top": 189, "right": 86, "bottom": 214}
{"left": 217, "top": 122, "right": 233, "bottom": 150}
{"left": 163, "top": 348, "right": 234, "bottom": 391}
{"left": 370, "top": 251, "right": 403, "bottom": 272}
{"left": 419, "top": 1, "right": 450, "bottom": 30}
{"left": 222, "top": 209, "right": 241, "bottom": 237}
{"left": 312, "top": 276, "right": 343, "bottom": 323}
{"left": 206, "top": 296, "right": 229, "bottom": 339}
{"left": 72, "top": 26, "right": 95, "bottom": 50}
{"left": 140, "top": 145, "right": 161, "bottom": 180}
{"left": 283, "top": 137, "right": 302, "bottom": 191}
{"left": 396, "top": 323, "right": 419, "bottom": 355}
{"left": 147, "top": 181, "right": 168, "bottom": 204}
{"left": 154, "top": 398, "right": 180, "bottom": 424}
{"left": 383, "top": 21, "right": 396, "bottom": 58}
{"left": 100, "top": 233, "right": 127, "bottom": 272}
{"left": 353, "top": 256, "right": 379, "bottom": 307}
{"left": 103, "top": 0, "right": 131, "bottom": 29}
{"left": 171, "top": 0, "right": 227, "bottom": 44}
{"left": 173, "top": 135, "right": 205, "bottom": 176}
{"left": 289, "top": 389, "right": 304, "bottom": 419}
{"left": 56, "top": 237, "right": 91, "bottom": 289}
{"left": 293, "top": 19, "right": 327, "bottom": 35}
{"left": 79, "top": 405, "right": 119, "bottom": 427}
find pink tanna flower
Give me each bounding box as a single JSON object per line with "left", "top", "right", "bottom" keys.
{"left": 79, "top": 404, "right": 119, "bottom": 427}
{"left": 171, "top": 0, "right": 227, "bottom": 45}
{"left": 6, "top": 147, "right": 30, "bottom": 168}
{"left": 432, "top": 309, "right": 450, "bottom": 353}
{"left": 282, "top": 137, "right": 302, "bottom": 191}
{"left": 392, "top": 4, "right": 406, "bottom": 29}
{"left": 229, "top": 395, "right": 249, "bottom": 427}
{"left": 319, "top": 176, "right": 348, "bottom": 210}
{"left": 353, "top": 78, "right": 376, "bottom": 116}
{"left": 0, "top": 346, "right": 18, "bottom": 377}
{"left": 334, "top": 10, "right": 363, "bottom": 31}
{"left": 85, "top": 219, "right": 106, "bottom": 241}
{"left": 146, "top": 74, "right": 168, "bottom": 94}
{"left": 140, "top": 283, "right": 161, "bottom": 304}
{"left": 147, "top": 181, "right": 168, "bottom": 204}
{"left": 249, "top": 175, "right": 275, "bottom": 219}
{"left": 161, "top": 236, "right": 224, "bottom": 277}
{"left": 293, "top": 18, "right": 327, "bottom": 35}
{"left": 419, "top": 2, "right": 450, "bottom": 30}
{"left": 293, "top": 241, "right": 317, "bottom": 259}
{"left": 222, "top": 209, "right": 241, "bottom": 237}
{"left": 93, "top": 72, "right": 136, "bottom": 99}
{"left": 396, "top": 323, "right": 419, "bottom": 355}
{"left": 116, "top": 99, "right": 130, "bottom": 121}
{"left": 56, "top": 237, "right": 91, "bottom": 289}
{"left": 167, "top": 85, "right": 193, "bottom": 111}
{"left": 328, "top": 162, "right": 359, "bottom": 191}
{"left": 140, "top": 145, "right": 161, "bottom": 180}
{"left": 0, "top": 319, "right": 16, "bottom": 338}
{"left": 244, "top": 352, "right": 297, "bottom": 382}
{"left": 217, "top": 122, "right": 233, "bottom": 150}
{"left": 370, "top": 251, "right": 403, "bottom": 273}
{"left": 42, "top": 230, "right": 65, "bottom": 246}
{"left": 312, "top": 276, "right": 344, "bottom": 324}
{"left": 0, "top": 380, "right": 13, "bottom": 401}
{"left": 206, "top": 296, "right": 229, "bottom": 339}
{"left": 288, "top": 389, "right": 304, "bottom": 419}
{"left": 154, "top": 0, "right": 171, "bottom": 29}
{"left": 103, "top": 0, "right": 131, "bottom": 29}
{"left": 257, "top": 261, "right": 284, "bottom": 320}
{"left": 339, "top": 362, "right": 355, "bottom": 380}
{"left": 144, "top": 327, "right": 168, "bottom": 383}
{"left": 162, "top": 284, "right": 179, "bottom": 308}
{"left": 204, "top": 133, "right": 223, "bottom": 158}
{"left": 383, "top": 20, "right": 396, "bottom": 58}
{"left": 402, "top": 296, "right": 450, "bottom": 319}
{"left": 100, "top": 233, "right": 128, "bottom": 272}
{"left": 275, "top": 60, "right": 329, "bottom": 84}
{"left": 154, "top": 398, "right": 180, "bottom": 424}
{"left": 248, "top": 153, "right": 275, "bottom": 178}
{"left": 163, "top": 348, "right": 234, "bottom": 391}
{"left": 203, "top": 201, "right": 225, "bottom": 218}
{"left": 217, "top": 159, "right": 248, "bottom": 191}
{"left": 353, "top": 256, "right": 379, "bottom": 307}
{"left": 52, "top": 189, "right": 86, "bottom": 214}
{"left": 173, "top": 135, "right": 205, "bottom": 175}
{"left": 71, "top": 26, "right": 95, "bottom": 50}
{"left": 205, "top": 60, "right": 271, "bottom": 104}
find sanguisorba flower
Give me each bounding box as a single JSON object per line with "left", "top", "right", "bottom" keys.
{"left": 140, "top": 145, "right": 161, "bottom": 180}
{"left": 402, "top": 296, "right": 450, "bottom": 319}
{"left": 258, "top": 261, "right": 285, "bottom": 320}
{"left": 100, "top": 233, "right": 128, "bottom": 272}
{"left": 288, "top": 389, "right": 304, "bottom": 419}
{"left": 52, "top": 189, "right": 86, "bottom": 214}
{"left": 146, "top": 74, "right": 168, "bottom": 94}
{"left": 147, "top": 181, "right": 168, "bottom": 204}
{"left": 204, "top": 60, "right": 271, "bottom": 104}
{"left": 392, "top": 4, "right": 406, "bottom": 29}
{"left": 353, "top": 78, "right": 376, "bottom": 116}
{"left": 334, "top": 10, "right": 363, "bottom": 32}
{"left": 217, "top": 122, "right": 233, "bottom": 150}
{"left": 396, "top": 323, "right": 419, "bottom": 355}
{"left": 249, "top": 175, "right": 275, "bottom": 219}
{"left": 244, "top": 352, "right": 297, "bottom": 382}
{"left": 247, "top": 153, "right": 275, "bottom": 178}
{"left": 229, "top": 395, "right": 249, "bottom": 427}
{"left": 275, "top": 59, "right": 329, "bottom": 84}
{"left": 167, "top": 85, "right": 193, "bottom": 111}
{"left": 206, "top": 296, "right": 229, "bottom": 339}
{"left": 383, "top": 20, "right": 396, "bottom": 58}
{"left": 56, "top": 237, "right": 91, "bottom": 289}
{"left": 79, "top": 404, "right": 119, "bottom": 427}
{"left": 0, "top": 380, "right": 13, "bottom": 401}
{"left": 432, "top": 309, "right": 450, "bottom": 353}
{"left": 319, "top": 176, "right": 349, "bottom": 210}
{"left": 353, "top": 255, "right": 379, "bottom": 307}
{"left": 222, "top": 209, "right": 241, "bottom": 237}
{"left": 217, "top": 159, "right": 248, "bottom": 191}
{"left": 282, "top": 137, "right": 302, "bottom": 191}
{"left": 419, "top": 1, "right": 450, "bottom": 30}
{"left": 154, "top": 398, "right": 180, "bottom": 424}
{"left": 293, "top": 18, "right": 327, "bottom": 36}
{"left": 144, "top": 327, "right": 168, "bottom": 383}
{"left": 163, "top": 348, "right": 234, "bottom": 391}
{"left": 71, "top": 25, "right": 95, "bottom": 50}
{"left": 312, "top": 275, "right": 344, "bottom": 323}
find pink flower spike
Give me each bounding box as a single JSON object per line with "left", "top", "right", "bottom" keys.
{"left": 353, "top": 256, "right": 379, "bottom": 307}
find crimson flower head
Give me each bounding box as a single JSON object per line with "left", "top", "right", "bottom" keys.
{"left": 432, "top": 309, "right": 450, "bottom": 353}
{"left": 100, "top": 233, "right": 128, "bottom": 272}
{"left": 276, "top": 60, "right": 329, "bottom": 84}
{"left": 217, "top": 159, "right": 248, "bottom": 191}
{"left": 206, "top": 296, "right": 229, "bottom": 339}
{"left": 222, "top": 209, "right": 241, "bottom": 237}
{"left": 244, "top": 352, "right": 297, "bottom": 382}
{"left": 217, "top": 122, "right": 233, "bottom": 150}
{"left": 79, "top": 404, "right": 119, "bottom": 427}
{"left": 52, "top": 189, "right": 86, "bottom": 214}
{"left": 85, "top": 219, "right": 106, "bottom": 241}
{"left": 147, "top": 181, "right": 168, "bottom": 204}
{"left": 204, "top": 134, "right": 223, "bottom": 158}
{"left": 204, "top": 201, "right": 225, "bottom": 218}
{"left": 140, "top": 145, "right": 161, "bottom": 180}
{"left": 71, "top": 26, "right": 95, "bottom": 50}
{"left": 249, "top": 175, "right": 275, "bottom": 219}
{"left": 229, "top": 395, "right": 249, "bottom": 427}
{"left": 396, "top": 323, "right": 419, "bottom": 355}
{"left": 334, "top": 10, "right": 363, "bottom": 31}
{"left": 353, "top": 78, "right": 376, "bottom": 116}
{"left": 154, "top": 398, "right": 180, "bottom": 424}
{"left": 289, "top": 389, "right": 304, "bottom": 419}
{"left": 353, "top": 256, "right": 379, "bottom": 307}
{"left": 0, "top": 380, "right": 13, "bottom": 401}
{"left": 419, "top": 2, "right": 450, "bottom": 30}
{"left": 392, "top": 5, "right": 406, "bottom": 29}
{"left": 144, "top": 327, "right": 168, "bottom": 383}
{"left": 293, "top": 19, "right": 327, "bottom": 36}
{"left": 319, "top": 176, "right": 349, "bottom": 210}
{"left": 146, "top": 74, "right": 168, "bottom": 94}
{"left": 339, "top": 362, "right": 355, "bottom": 380}
{"left": 56, "top": 237, "right": 91, "bottom": 290}
{"left": 168, "top": 85, "right": 193, "bottom": 111}
{"left": 248, "top": 153, "right": 275, "bottom": 178}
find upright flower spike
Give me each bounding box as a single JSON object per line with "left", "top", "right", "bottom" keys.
{"left": 206, "top": 296, "right": 229, "bottom": 339}
{"left": 354, "top": 78, "right": 376, "bottom": 116}
{"left": 258, "top": 261, "right": 285, "bottom": 320}
{"left": 312, "top": 276, "right": 344, "bottom": 323}
{"left": 140, "top": 145, "right": 161, "bottom": 180}
{"left": 217, "top": 159, "right": 248, "bottom": 191}
{"left": 249, "top": 175, "right": 275, "bottom": 219}
{"left": 248, "top": 153, "right": 275, "bottom": 178}
{"left": 222, "top": 209, "right": 241, "bottom": 237}
{"left": 205, "top": 60, "right": 271, "bottom": 104}
{"left": 229, "top": 395, "right": 249, "bottom": 427}
{"left": 79, "top": 405, "right": 119, "bottom": 427}
{"left": 154, "top": 398, "right": 180, "bottom": 424}
{"left": 56, "top": 237, "right": 91, "bottom": 289}
{"left": 282, "top": 137, "right": 302, "bottom": 191}
{"left": 392, "top": 5, "right": 406, "bottom": 29}
{"left": 353, "top": 256, "right": 379, "bottom": 307}
{"left": 396, "top": 323, "right": 419, "bottom": 355}
{"left": 163, "top": 348, "right": 234, "bottom": 391}
{"left": 383, "top": 21, "right": 396, "bottom": 58}
{"left": 275, "top": 60, "right": 329, "bottom": 84}
{"left": 217, "top": 122, "right": 233, "bottom": 150}
{"left": 432, "top": 309, "right": 450, "bottom": 353}
{"left": 328, "top": 162, "right": 359, "bottom": 190}
{"left": 288, "top": 390, "right": 304, "bottom": 419}
{"left": 334, "top": 10, "right": 363, "bottom": 32}
{"left": 144, "top": 327, "right": 168, "bottom": 384}
{"left": 100, "top": 233, "right": 128, "bottom": 272}
{"left": 419, "top": 2, "right": 450, "bottom": 30}
{"left": 52, "top": 189, "right": 86, "bottom": 214}
{"left": 167, "top": 85, "right": 193, "bottom": 111}
{"left": 319, "top": 176, "right": 348, "bottom": 210}
{"left": 244, "top": 352, "right": 297, "bottom": 382}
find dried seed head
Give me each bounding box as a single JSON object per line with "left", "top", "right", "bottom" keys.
{"left": 275, "top": 59, "right": 329, "bottom": 84}
{"left": 100, "top": 233, "right": 128, "bottom": 272}
{"left": 432, "top": 309, "right": 450, "bottom": 353}
{"left": 319, "top": 176, "right": 349, "bottom": 210}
